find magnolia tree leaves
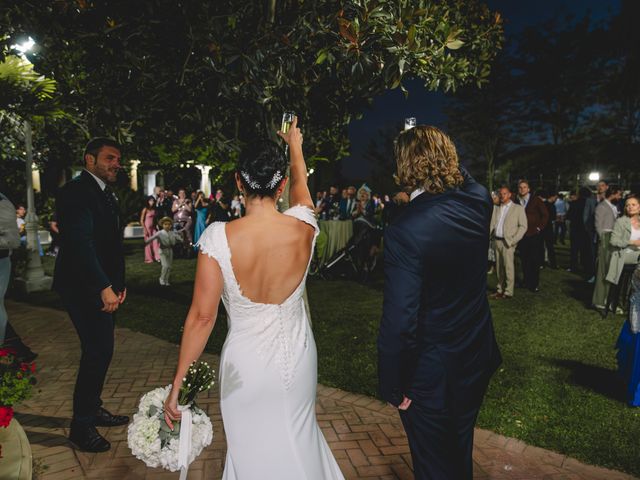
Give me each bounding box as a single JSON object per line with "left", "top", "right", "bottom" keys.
{"left": 2, "top": 0, "right": 503, "bottom": 175}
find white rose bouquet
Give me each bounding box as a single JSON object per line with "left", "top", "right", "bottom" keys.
{"left": 128, "top": 361, "right": 215, "bottom": 476}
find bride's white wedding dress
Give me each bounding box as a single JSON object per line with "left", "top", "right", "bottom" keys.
{"left": 197, "top": 205, "right": 344, "bottom": 480}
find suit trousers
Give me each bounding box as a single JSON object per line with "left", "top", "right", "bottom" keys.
{"left": 63, "top": 296, "right": 115, "bottom": 426}
{"left": 159, "top": 249, "right": 173, "bottom": 285}
{"left": 519, "top": 234, "right": 542, "bottom": 290}
{"left": 495, "top": 239, "right": 515, "bottom": 297}
{"left": 400, "top": 400, "right": 480, "bottom": 480}
{"left": 592, "top": 232, "right": 613, "bottom": 307}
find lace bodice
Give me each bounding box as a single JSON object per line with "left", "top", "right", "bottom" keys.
{"left": 196, "top": 205, "right": 319, "bottom": 389}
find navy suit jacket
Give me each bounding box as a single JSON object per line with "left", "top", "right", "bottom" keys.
{"left": 377, "top": 168, "right": 501, "bottom": 412}
{"left": 53, "top": 171, "right": 125, "bottom": 302}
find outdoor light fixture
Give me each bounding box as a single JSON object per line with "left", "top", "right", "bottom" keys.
{"left": 588, "top": 172, "right": 600, "bottom": 182}
{"left": 308, "top": 168, "right": 315, "bottom": 175}
{"left": 11, "top": 36, "right": 35, "bottom": 56}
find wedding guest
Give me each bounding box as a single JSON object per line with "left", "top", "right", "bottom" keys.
{"left": 147, "top": 217, "right": 185, "bottom": 286}
{"left": 606, "top": 196, "right": 640, "bottom": 286}
{"left": 172, "top": 188, "right": 193, "bottom": 244}
{"left": 339, "top": 185, "right": 357, "bottom": 220}
{"left": 209, "top": 189, "right": 230, "bottom": 223}
{"left": 597, "top": 180, "right": 609, "bottom": 203}
{"left": 583, "top": 187, "right": 598, "bottom": 282}
{"left": 155, "top": 188, "right": 172, "bottom": 219}
{"left": 615, "top": 263, "right": 640, "bottom": 406}
{"left": 140, "top": 196, "right": 160, "bottom": 263}
{"left": 567, "top": 189, "right": 592, "bottom": 275}
{"left": 47, "top": 212, "right": 60, "bottom": 257}
{"left": 230, "top": 194, "right": 242, "bottom": 219}
{"left": 193, "top": 191, "right": 209, "bottom": 248}
{"left": 16, "top": 204, "right": 26, "bottom": 245}
{"left": 315, "top": 191, "right": 325, "bottom": 208}
{"left": 53, "top": 138, "right": 129, "bottom": 453}
{"left": 0, "top": 192, "right": 21, "bottom": 344}
{"left": 541, "top": 190, "right": 557, "bottom": 269}
{"left": 592, "top": 187, "right": 622, "bottom": 310}
{"left": 489, "top": 186, "right": 527, "bottom": 299}
{"left": 554, "top": 193, "right": 567, "bottom": 244}
{"left": 516, "top": 180, "right": 549, "bottom": 292}
{"left": 488, "top": 191, "right": 500, "bottom": 274}
{"left": 322, "top": 185, "right": 341, "bottom": 220}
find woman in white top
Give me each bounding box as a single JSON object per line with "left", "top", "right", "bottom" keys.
{"left": 607, "top": 196, "right": 640, "bottom": 285}
{"left": 163, "top": 117, "right": 344, "bottom": 480}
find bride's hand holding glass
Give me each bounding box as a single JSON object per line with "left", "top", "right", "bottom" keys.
{"left": 277, "top": 116, "right": 303, "bottom": 150}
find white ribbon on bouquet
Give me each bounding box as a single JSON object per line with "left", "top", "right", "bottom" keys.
{"left": 177, "top": 404, "right": 192, "bottom": 480}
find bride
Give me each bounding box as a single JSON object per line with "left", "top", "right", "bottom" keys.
{"left": 164, "top": 117, "right": 344, "bottom": 479}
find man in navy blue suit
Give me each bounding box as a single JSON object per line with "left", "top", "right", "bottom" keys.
{"left": 378, "top": 126, "right": 501, "bottom": 479}
{"left": 54, "top": 138, "right": 129, "bottom": 452}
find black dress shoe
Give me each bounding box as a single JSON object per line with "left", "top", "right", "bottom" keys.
{"left": 94, "top": 407, "right": 129, "bottom": 427}
{"left": 69, "top": 424, "right": 110, "bottom": 452}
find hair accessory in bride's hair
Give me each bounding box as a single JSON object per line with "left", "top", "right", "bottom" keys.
{"left": 267, "top": 170, "right": 283, "bottom": 189}
{"left": 240, "top": 171, "right": 261, "bottom": 190}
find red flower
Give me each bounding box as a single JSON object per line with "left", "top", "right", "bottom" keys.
{"left": 19, "top": 363, "right": 29, "bottom": 372}
{"left": 0, "top": 348, "right": 15, "bottom": 358}
{"left": 0, "top": 406, "right": 14, "bottom": 428}
{"left": 30, "top": 363, "right": 36, "bottom": 373}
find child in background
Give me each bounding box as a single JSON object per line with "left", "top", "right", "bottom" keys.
{"left": 145, "top": 217, "right": 184, "bottom": 286}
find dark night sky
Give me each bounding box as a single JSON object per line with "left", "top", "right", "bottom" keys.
{"left": 340, "top": 0, "right": 621, "bottom": 181}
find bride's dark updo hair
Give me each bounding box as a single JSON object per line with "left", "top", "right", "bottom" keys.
{"left": 237, "top": 140, "right": 288, "bottom": 198}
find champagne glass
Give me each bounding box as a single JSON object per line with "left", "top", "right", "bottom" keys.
{"left": 404, "top": 117, "right": 416, "bottom": 131}
{"left": 281, "top": 111, "right": 295, "bottom": 155}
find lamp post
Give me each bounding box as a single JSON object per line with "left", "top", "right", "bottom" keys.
{"left": 15, "top": 120, "right": 52, "bottom": 293}
{"left": 12, "top": 37, "right": 52, "bottom": 292}
{"left": 588, "top": 171, "right": 600, "bottom": 183}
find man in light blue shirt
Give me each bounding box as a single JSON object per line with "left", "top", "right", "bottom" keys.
{"left": 554, "top": 193, "right": 568, "bottom": 244}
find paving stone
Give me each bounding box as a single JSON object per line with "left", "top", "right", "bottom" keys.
{"left": 8, "top": 300, "right": 638, "bottom": 480}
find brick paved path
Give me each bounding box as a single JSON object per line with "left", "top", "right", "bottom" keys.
{"left": 8, "top": 300, "right": 637, "bottom": 480}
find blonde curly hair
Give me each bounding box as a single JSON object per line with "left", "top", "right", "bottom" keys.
{"left": 394, "top": 126, "right": 463, "bottom": 194}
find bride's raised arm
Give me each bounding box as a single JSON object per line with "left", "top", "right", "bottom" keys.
{"left": 278, "top": 116, "right": 313, "bottom": 210}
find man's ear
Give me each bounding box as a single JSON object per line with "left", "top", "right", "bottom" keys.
{"left": 85, "top": 154, "right": 95, "bottom": 166}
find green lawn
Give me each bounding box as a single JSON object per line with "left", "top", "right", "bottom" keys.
{"left": 13, "top": 240, "right": 640, "bottom": 476}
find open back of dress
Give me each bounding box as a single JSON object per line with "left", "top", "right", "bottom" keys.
{"left": 197, "top": 205, "right": 344, "bottom": 480}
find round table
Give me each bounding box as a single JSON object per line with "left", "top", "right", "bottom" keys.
{"left": 317, "top": 220, "right": 353, "bottom": 267}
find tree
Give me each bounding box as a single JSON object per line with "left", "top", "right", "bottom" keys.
{"left": 445, "top": 57, "right": 514, "bottom": 191}
{"left": 2, "top": 0, "right": 504, "bottom": 189}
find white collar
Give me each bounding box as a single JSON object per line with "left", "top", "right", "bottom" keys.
{"left": 84, "top": 169, "right": 107, "bottom": 191}
{"left": 410, "top": 188, "right": 425, "bottom": 202}
{"left": 501, "top": 200, "right": 513, "bottom": 208}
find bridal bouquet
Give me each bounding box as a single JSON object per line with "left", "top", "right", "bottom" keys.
{"left": 128, "top": 361, "right": 215, "bottom": 474}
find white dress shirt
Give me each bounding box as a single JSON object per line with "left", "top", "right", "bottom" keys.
{"left": 518, "top": 193, "right": 530, "bottom": 209}
{"left": 495, "top": 201, "right": 513, "bottom": 238}
{"left": 410, "top": 188, "right": 425, "bottom": 202}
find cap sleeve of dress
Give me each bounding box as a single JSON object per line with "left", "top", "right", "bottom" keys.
{"left": 283, "top": 205, "right": 320, "bottom": 237}
{"left": 196, "top": 222, "right": 226, "bottom": 262}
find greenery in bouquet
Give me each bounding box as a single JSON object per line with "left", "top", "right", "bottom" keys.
{"left": 0, "top": 347, "right": 37, "bottom": 427}
{"left": 178, "top": 360, "right": 215, "bottom": 407}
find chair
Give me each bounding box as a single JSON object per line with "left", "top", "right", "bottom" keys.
{"left": 604, "top": 263, "right": 639, "bottom": 318}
